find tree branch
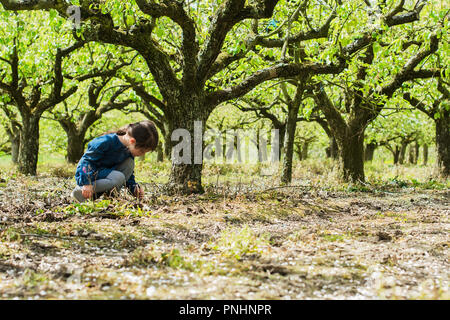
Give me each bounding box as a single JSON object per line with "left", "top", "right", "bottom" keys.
{"left": 197, "top": 0, "right": 278, "bottom": 83}
{"left": 381, "top": 34, "right": 440, "bottom": 98}
{"left": 206, "top": 61, "right": 343, "bottom": 108}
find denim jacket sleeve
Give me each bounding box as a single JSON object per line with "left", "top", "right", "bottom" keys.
{"left": 75, "top": 136, "right": 111, "bottom": 186}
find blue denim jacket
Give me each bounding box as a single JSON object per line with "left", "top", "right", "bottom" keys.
{"left": 75, "top": 133, "right": 138, "bottom": 193}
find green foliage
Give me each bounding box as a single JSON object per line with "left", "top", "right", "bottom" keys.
{"left": 207, "top": 225, "right": 270, "bottom": 260}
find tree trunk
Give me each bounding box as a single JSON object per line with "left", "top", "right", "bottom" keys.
{"left": 408, "top": 140, "right": 419, "bottom": 164}
{"left": 301, "top": 142, "right": 309, "bottom": 160}
{"left": 6, "top": 131, "right": 20, "bottom": 164}
{"left": 423, "top": 143, "right": 428, "bottom": 166}
{"left": 17, "top": 115, "right": 40, "bottom": 175}
{"left": 163, "top": 122, "right": 172, "bottom": 161}
{"left": 294, "top": 143, "right": 302, "bottom": 160}
{"left": 66, "top": 132, "right": 86, "bottom": 164}
{"left": 326, "top": 137, "right": 339, "bottom": 159}
{"left": 256, "top": 128, "right": 264, "bottom": 163}
{"left": 435, "top": 117, "right": 450, "bottom": 177}
{"left": 167, "top": 95, "right": 210, "bottom": 194}
{"left": 398, "top": 141, "right": 409, "bottom": 165}
{"left": 281, "top": 103, "right": 300, "bottom": 184}
{"left": 156, "top": 143, "right": 164, "bottom": 162}
{"left": 272, "top": 124, "right": 285, "bottom": 162}
{"left": 414, "top": 140, "right": 419, "bottom": 164}
{"left": 364, "top": 142, "right": 377, "bottom": 162}
{"left": 393, "top": 146, "right": 400, "bottom": 164}
{"left": 335, "top": 126, "right": 365, "bottom": 183}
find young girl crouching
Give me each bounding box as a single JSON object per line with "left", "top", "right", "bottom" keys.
{"left": 71, "top": 120, "right": 158, "bottom": 202}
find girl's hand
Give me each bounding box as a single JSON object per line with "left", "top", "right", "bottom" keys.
{"left": 82, "top": 185, "right": 94, "bottom": 199}
{"left": 134, "top": 185, "right": 144, "bottom": 199}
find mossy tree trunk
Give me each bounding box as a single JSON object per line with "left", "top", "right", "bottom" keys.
{"left": 17, "top": 114, "right": 40, "bottom": 175}
{"left": 281, "top": 83, "right": 305, "bottom": 184}
{"left": 364, "top": 142, "right": 377, "bottom": 162}
{"left": 423, "top": 143, "right": 428, "bottom": 166}
{"left": 167, "top": 91, "right": 212, "bottom": 194}
{"left": 435, "top": 116, "right": 450, "bottom": 177}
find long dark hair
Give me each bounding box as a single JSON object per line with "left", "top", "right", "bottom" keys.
{"left": 109, "top": 120, "right": 159, "bottom": 151}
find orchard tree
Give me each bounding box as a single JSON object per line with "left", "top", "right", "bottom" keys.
{"left": 235, "top": 89, "right": 325, "bottom": 183}
{"left": 0, "top": 12, "right": 86, "bottom": 174}
{"left": 310, "top": 0, "right": 442, "bottom": 182}
{"left": 51, "top": 44, "right": 138, "bottom": 163}
{"left": 293, "top": 123, "right": 318, "bottom": 161}
{"left": 366, "top": 107, "right": 431, "bottom": 164}
{"left": 403, "top": 78, "right": 449, "bottom": 176}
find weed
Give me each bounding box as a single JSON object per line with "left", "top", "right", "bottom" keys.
{"left": 20, "top": 269, "right": 48, "bottom": 289}
{"left": 1, "top": 227, "right": 21, "bottom": 242}
{"left": 207, "top": 225, "right": 270, "bottom": 260}
{"left": 319, "top": 231, "right": 346, "bottom": 242}
{"left": 128, "top": 247, "right": 196, "bottom": 271}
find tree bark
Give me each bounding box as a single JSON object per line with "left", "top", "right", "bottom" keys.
{"left": 166, "top": 94, "right": 211, "bottom": 194}
{"left": 17, "top": 115, "right": 40, "bottom": 175}
{"left": 435, "top": 116, "right": 450, "bottom": 177}
{"left": 329, "top": 137, "right": 339, "bottom": 159}
{"left": 364, "top": 142, "right": 377, "bottom": 162}
{"left": 6, "top": 130, "right": 20, "bottom": 164}
{"left": 163, "top": 122, "right": 172, "bottom": 161}
{"left": 301, "top": 141, "right": 309, "bottom": 160}
{"left": 281, "top": 102, "right": 300, "bottom": 184}
{"left": 335, "top": 125, "right": 365, "bottom": 183}
{"left": 423, "top": 143, "right": 428, "bottom": 166}
{"left": 398, "top": 140, "right": 409, "bottom": 165}
{"left": 66, "top": 131, "right": 86, "bottom": 164}
{"left": 156, "top": 143, "right": 164, "bottom": 162}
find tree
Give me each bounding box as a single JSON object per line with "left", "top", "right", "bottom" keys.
{"left": 366, "top": 105, "right": 432, "bottom": 165}
{"left": 0, "top": 12, "right": 85, "bottom": 174}
{"left": 236, "top": 90, "right": 325, "bottom": 183}
{"left": 403, "top": 79, "right": 449, "bottom": 176}
{"left": 52, "top": 45, "right": 137, "bottom": 163}
{"left": 310, "top": 0, "right": 441, "bottom": 182}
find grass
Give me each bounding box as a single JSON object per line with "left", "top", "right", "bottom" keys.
{"left": 1, "top": 150, "right": 448, "bottom": 191}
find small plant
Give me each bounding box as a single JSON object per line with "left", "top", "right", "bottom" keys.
{"left": 389, "top": 176, "right": 409, "bottom": 188}
{"left": 207, "top": 225, "right": 270, "bottom": 260}
{"left": 50, "top": 165, "right": 74, "bottom": 178}
{"left": 20, "top": 269, "right": 48, "bottom": 288}
{"left": 1, "top": 227, "right": 22, "bottom": 242}
{"left": 320, "top": 232, "right": 346, "bottom": 242}
{"left": 128, "top": 247, "right": 196, "bottom": 271}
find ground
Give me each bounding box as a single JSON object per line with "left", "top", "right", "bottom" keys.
{"left": 0, "top": 160, "right": 448, "bottom": 299}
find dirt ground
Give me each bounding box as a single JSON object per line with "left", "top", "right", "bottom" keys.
{"left": 0, "top": 174, "right": 448, "bottom": 300}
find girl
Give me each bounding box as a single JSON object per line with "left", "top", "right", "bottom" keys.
{"left": 71, "top": 120, "right": 158, "bottom": 202}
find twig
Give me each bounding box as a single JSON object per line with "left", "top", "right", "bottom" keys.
{"left": 258, "top": 184, "right": 311, "bottom": 193}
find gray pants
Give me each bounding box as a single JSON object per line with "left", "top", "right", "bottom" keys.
{"left": 72, "top": 158, "right": 134, "bottom": 202}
